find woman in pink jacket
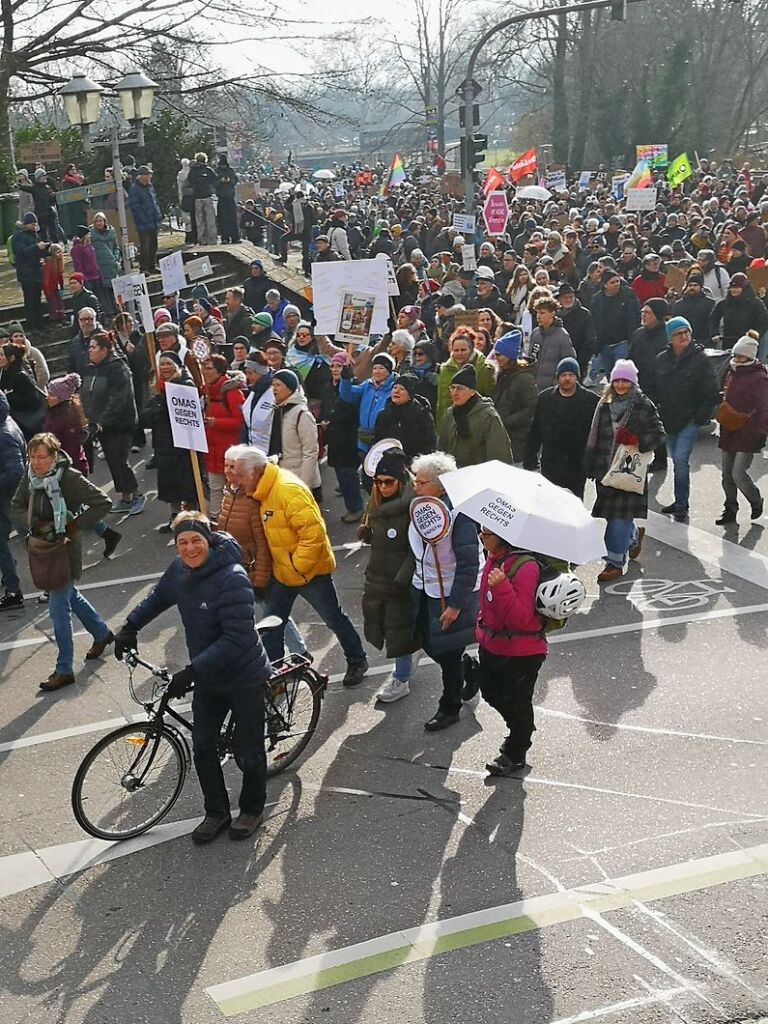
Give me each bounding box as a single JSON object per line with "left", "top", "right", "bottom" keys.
{"left": 475, "top": 527, "right": 548, "bottom": 777}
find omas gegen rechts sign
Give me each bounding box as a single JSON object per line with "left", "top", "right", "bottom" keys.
{"left": 164, "top": 382, "right": 209, "bottom": 454}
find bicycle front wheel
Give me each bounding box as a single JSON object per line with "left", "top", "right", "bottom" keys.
{"left": 72, "top": 722, "right": 188, "bottom": 841}
{"left": 265, "top": 670, "right": 322, "bottom": 777}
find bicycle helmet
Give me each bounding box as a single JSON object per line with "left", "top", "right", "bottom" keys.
{"left": 536, "top": 573, "right": 586, "bottom": 619}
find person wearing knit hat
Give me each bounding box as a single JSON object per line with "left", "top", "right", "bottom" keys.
{"left": 372, "top": 371, "right": 436, "bottom": 460}
{"left": 670, "top": 273, "right": 715, "bottom": 346}
{"left": 373, "top": 447, "right": 410, "bottom": 484}
{"left": 330, "top": 351, "right": 348, "bottom": 367}
{"left": 586, "top": 355, "right": 664, "bottom": 581}
{"left": 493, "top": 329, "right": 522, "bottom": 362}
{"left": 154, "top": 308, "right": 172, "bottom": 326}
{"left": 272, "top": 368, "right": 299, "bottom": 393}
{"left": 451, "top": 364, "right": 477, "bottom": 390}
{"left": 158, "top": 350, "right": 183, "bottom": 367}
{"left": 22, "top": 212, "right": 38, "bottom": 225}
{"left": 282, "top": 304, "right": 302, "bottom": 342}
{"left": 47, "top": 372, "right": 82, "bottom": 402}
{"left": 438, "top": 360, "right": 512, "bottom": 468}
{"left": 556, "top": 356, "right": 580, "bottom": 378}
{"left": 492, "top": 328, "right": 537, "bottom": 464}
{"left": 711, "top": 270, "right": 768, "bottom": 348}
{"left": 339, "top": 346, "right": 397, "bottom": 460}
{"left": 653, "top": 313, "right": 719, "bottom": 521}
{"left": 270, "top": 368, "right": 322, "bottom": 494}
{"left": 714, "top": 331, "right": 768, "bottom": 525}
{"left": 371, "top": 352, "right": 396, "bottom": 374}
{"left": 252, "top": 310, "right": 274, "bottom": 331}
{"left": 69, "top": 271, "right": 85, "bottom": 285}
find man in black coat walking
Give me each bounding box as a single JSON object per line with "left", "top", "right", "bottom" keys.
{"left": 524, "top": 357, "right": 598, "bottom": 499}
{"left": 650, "top": 317, "right": 719, "bottom": 521}
{"left": 557, "top": 282, "right": 596, "bottom": 379}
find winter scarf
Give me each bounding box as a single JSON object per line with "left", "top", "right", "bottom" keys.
{"left": 29, "top": 463, "right": 68, "bottom": 534}
{"left": 286, "top": 344, "right": 330, "bottom": 382}
{"left": 451, "top": 392, "right": 479, "bottom": 439}
{"left": 586, "top": 386, "right": 638, "bottom": 454}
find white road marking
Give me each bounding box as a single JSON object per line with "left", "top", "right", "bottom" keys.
{"left": 538, "top": 708, "right": 768, "bottom": 747}
{"left": 546, "top": 989, "right": 693, "bottom": 1024}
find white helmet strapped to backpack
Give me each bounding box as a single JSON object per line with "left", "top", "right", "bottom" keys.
{"left": 536, "top": 572, "right": 586, "bottom": 620}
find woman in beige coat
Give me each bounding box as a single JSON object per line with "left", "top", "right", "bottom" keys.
{"left": 269, "top": 369, "right": 322, "bottom": 499}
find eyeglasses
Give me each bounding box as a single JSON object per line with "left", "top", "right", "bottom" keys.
{"left": 375, "top": 477, "right": 398, "bottom": 487}
{"left": 79, "top": 315, "right": 94, "bottom": 321}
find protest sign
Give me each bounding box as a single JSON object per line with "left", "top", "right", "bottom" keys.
{"left": 664, "top": 264, "right": 688, "bottom": 295}
{"left": 454, "top": 310, "right": 480, "bottom": 330}
{"left": 461, "top": 244, "right": 477, "bottom": 272}
{"left": 636, "top": 144, "right": 668, "bottom": 168}
{"left": 185, "top": 255, "right": 213, "bottom": 281}
{"left": 747, "top": 265, "right": 768, "bottom": 295}
{"left": 483, "top": 192, "right": 509, "bottom": 235}
{"left": 164, "top": 381, "right": 208, "bottom": 513}
{"left": 545, "top": 170, "right": 566, "bottom": 192}
{"left": 336, "top": 291, "right": 376, "bottom": 345}
{"left": 625, "top": 187, "right": 658, "bottom": 212}
{"left": 159, "top": 251, "right": 186, "bottom": 295}
{"left": 112, "top": 273, "right": 153, "bottom": 333}
{"left": 612, "top": 173, "right": 630, "bottom": 200}
{"left": 452, "top": 213, "right": 475, "bottom": 235}
{"left": 311, "top": 258, "right": 389, "bottom": 336}
{"left": 578, "top": 170, "right": 593, "bottom": 189}
{"left": 382, "top": 257, "right": 400, "bottom": 297}
{"left": 410, "top": 496, "right": 452, "bottom": 609}
{"left": 363, "top": 438, "right": 404, "bottom": 478}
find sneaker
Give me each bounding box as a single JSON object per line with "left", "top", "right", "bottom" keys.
{"left": 228, "top": 812, "right": 264, "bottom": 840}
{"left": 342, "top": 658, "right": 368, "bottom": 687}
{"left": 127, "top": 494, "right": 146, "bottom": 515}
{"left": 375, "top": 676, "right": 410, "bottom": 703}
{"left": 424, "top": 710, "right": 460, "bottom": 732}
{"left": 597, "top": 564, "right": 623, "bottom": 583}
{"left": 340, "top": 510, "right": 364, "bottom": 523}
{"left": 191, "top": 813, "right": 232, "bottom": 845}
{"left": 486, "top": 754, "right": 525, "bottom": 777}
{"left": 110, "top": 499, "right": 131, "bottom": 514}
{"left": 628, "top": 526, "right": 645, "bottom": 560}
{"left": 37, "top": 591, "right": 49, "bottom": 604}
{"left": 0, "top": 591, "right": 23, "bottom": 611}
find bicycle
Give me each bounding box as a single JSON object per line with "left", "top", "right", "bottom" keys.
{"left": 71, "top": 620, "right": 327, "bottom": 842}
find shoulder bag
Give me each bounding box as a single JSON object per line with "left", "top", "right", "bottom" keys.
{"left": 26, "top": 493, "right": 71, "bottom": 591}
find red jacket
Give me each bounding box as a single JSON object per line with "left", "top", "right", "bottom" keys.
{"left": 631, "top": 272, "right": 667, "bottom": 305}
{"left": 475, "top": 552, "right": 548, "bottom": 658}
{"left": 204, "top": 374, "right": 246, "bottom": 473}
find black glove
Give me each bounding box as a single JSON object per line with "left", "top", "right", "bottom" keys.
{"left": 754, "top": 435, "right": 767, "bottom": 453}
{"left": 340, "top": 363, "right": 353, "bottom": 379}
{"left": 114, "top": 624, "right": 138, "bottom": 661}
{"left": 168, "top": 665, "right": 195, "bottom": 699}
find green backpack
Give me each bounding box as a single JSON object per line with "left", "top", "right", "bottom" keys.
{"left": 505, "top": 553, "right": 570, "bottom": 634}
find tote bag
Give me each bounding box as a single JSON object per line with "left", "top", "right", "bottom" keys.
{"left": 601, "top": 444, "right": 652, "bottom": 494}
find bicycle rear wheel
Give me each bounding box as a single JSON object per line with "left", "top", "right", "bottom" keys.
{"left": 265, "top": 670, "right": 322, "bottom": 777}
{"left": 72, "top": 722, "right": 188, "bottom": 841}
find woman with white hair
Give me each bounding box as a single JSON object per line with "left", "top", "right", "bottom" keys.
{"left": 407, "top": 451, "right": 481, "bottom": 731}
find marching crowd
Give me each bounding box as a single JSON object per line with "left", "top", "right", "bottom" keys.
{"left": 4, "top": 157, "right": 768, "bottom": 836}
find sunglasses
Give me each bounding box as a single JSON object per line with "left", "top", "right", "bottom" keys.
{"left": 375, "top": 477, "right": 398, "bottom": 487}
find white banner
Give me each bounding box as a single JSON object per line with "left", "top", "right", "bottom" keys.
{"left": 159, "top": 251, "right": 186, "bottom": 295}
{"left": 452, "top": 214, "right": 475, "bottom": 235}
{"left": 112, "top": 273, "right": 153, "bottom": 333}
{"left": 461, "top": 244, "right": 477, "bottom": 272}
{"left": 624, "top": 187, "right": 658, "bottom": 212}
{"left": 164, "top": 381, "right": 208, "bottom": 453}
{"left": 311, "top": 258, "right": 389, "bottom": 336}
{"left": 186, "top": 255, "right": 213, "bottom": 281}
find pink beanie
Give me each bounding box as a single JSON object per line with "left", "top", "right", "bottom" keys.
{"left": 610, "top": 359, "right": 639, "bottom": 385}
{"left": 153, "top": 308, "right": 172, "bottom": 325}
{"left": 47, "top": 373, "right": 82, "bottom": 401}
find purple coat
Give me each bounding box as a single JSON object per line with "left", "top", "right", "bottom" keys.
{"left": 718, "top": 360, "right": 768, "bottom": 453}
{"left": 71, "top": 239, "right": 101, "bottom": 282}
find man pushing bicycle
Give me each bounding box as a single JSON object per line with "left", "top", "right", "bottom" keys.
{"left": 114, "top": 512, "right": 271, "bottom": 844}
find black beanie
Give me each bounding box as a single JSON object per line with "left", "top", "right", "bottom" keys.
{"left": 393, "top": 372, "right": 419, "bottom": 396}
{"left": 601, "top": 269, "right": 620, "bottom": 287}
{"left": 451, "top": 364, "right": 477, "bottom": 389}
{"left": 375, "top": 448, "right": 410, "bottom": 483}
{"left": 273, "top": 368, "right": 300, "bottom": 393}
{"left": 372, "top": 353, "right": 395, "bottom": 373}
{"left": 644, "top": 297, "right": 669, "bottom": 322}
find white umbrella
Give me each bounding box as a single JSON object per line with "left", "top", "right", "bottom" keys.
{"left": 439, "top": 461, "right": 606, "bottom": 565}
{"left": 313, "top": 169, "right": 336, "bottom": 180}
{"left": 515, "top": 185, "right": 552, "bottom": 201}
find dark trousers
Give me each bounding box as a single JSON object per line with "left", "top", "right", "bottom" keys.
{"left": 334, "top": 465, "right": 363, "bottom": 513}
{"left": 0, "top": 503, "right": 20, "bottom": 594}
{"left": 264, "top": 573, "right": 365, "bottom": 663}
{"left": 192, "top": 681, "right": 266, "bottom": 817}
{"left": 478, "top": 650, "right": 546, "bottom": 761}
{"left": 137, "top": 230, "right": 158, "bottom": 271}
{"left": 433, "top": 648, "right": 464, "bottom": 716}
{"left": 21, "top": 281, "right": 43, "bottom": 329}
{"left": 100, "top": 430, "right": 138, "bottom": 494}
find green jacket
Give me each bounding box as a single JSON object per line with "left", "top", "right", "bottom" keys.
{"left": 435, "top": 350, "right": 496, "bottom": 425}
{"left": 10, "top": 452, "right": 110, "bottom": 581}
{"left": 437, "top": 395, "right": 513, "bottom": 469}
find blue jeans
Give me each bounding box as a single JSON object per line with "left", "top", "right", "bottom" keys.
{"left": 264, "top": 574, "right": 365, "bottom": 663}
{"left": 334, "top": 465, "right": 363, "bottom": 514}
{"left": 394, "top": 654, "right": 413, "bottom": 682}
{"left": 600, "top": 340, "right": 629, "bottom": 376}
{"left": 0, "top": 504, "right": 21, "bottom": 594}
{"left": 604, "top": 518, "right": 638, "bottom": 569}
{"left": 255, "top": 596, "right": 305, "bottom": 657}
{"left": 48, "top": 583, "right": 110, "bottom": 674}
{"left": 666, "top": 423, "right": 699, "bottom": 511}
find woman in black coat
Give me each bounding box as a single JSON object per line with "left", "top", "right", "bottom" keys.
{"left": 372, "top": 374, "right": 436, "bottom": 460}
{"left": 586, "top": 359, "right": 664, "bottom": 584}
{"left": 326, "top": 356, "right": 363, "bottom": 522}
{"left": 0, "top": 342, "right": 44, "bottom": 439}
{"left": 285, "top": 322, "right": 334, "bottom": 425}
{"left": 113, "top": 311, "right": 151, "bottom": 449}
{"left": 710, "top": 274, "right": 768, "bottom": 347}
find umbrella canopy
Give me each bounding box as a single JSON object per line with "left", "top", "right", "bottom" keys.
{"left": 276, "top": 181, "right": 295, "bottom": 192}
{"left": 313, "top": 169, "right": 336, "bottom": 180}
{"left": 516, "top": 185, "right": 552, "bottom": 201}
{"left": 439, "top": 461, "right": 606, "bottom": 565}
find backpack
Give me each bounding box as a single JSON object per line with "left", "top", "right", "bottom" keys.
{"left": 505, "top": 552, "right": 574, "bottom": 634}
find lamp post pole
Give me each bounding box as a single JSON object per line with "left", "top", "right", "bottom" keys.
{"left": 109, "top": 129, "right": 132, "bottom": 273}
{"left": 461, "top": 0, "right": 648, "bottom": 214}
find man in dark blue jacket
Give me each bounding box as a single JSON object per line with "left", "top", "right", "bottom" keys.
{"left": 0, "top": 392, "right": 26, "bottom": 610}
{"left": 127, "top": 166, "right": 162, "bottom": 274}
{"left": 114, "top": 514, "right": 271, "bottom": 844}
{"left": 12, "top": 214, "right": 48, "bottom": 330}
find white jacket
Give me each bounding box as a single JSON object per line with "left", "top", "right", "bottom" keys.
{"left": 275, "top": 390, "right": 321, "bottom": 489}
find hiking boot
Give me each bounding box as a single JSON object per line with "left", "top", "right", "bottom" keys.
{"left": 751, "top": 499, "right": 764, "bottom": 521}
{"left": 659, "top": 501, "right": 678, "bottom": 514}
{"left": 715, "top": 510, "right": 737, "bottom": 526}
{"left": 342, "top": 658, "right": 368, "bottom": 688}
{"left": 375, "top": 676, "right": 410, "bottom": 703}
{"left": 228, "top": 812, "right": 264, "bottom": 840}
{"left": 191, "top": 814, "right": 232, "bottom": 845}
{"left": 486, "top": 754, "right": 525, "bottom": 777}
{"left": 85, "top": 631, "right": 114, "bottom": 661}
{"left": 0, "top": 591, "right": 23, "bottom": 611}
{"left": 673, "top": 508, "right": 689, "bottom": 523}
{"left": 597, "top": 564, "right": 622, "bottom": 583}
{"left": 628, "top": 527, "right": 645, "bottom": 560}
{"left": 39, "top": 672, "right": 75, "bottom": 692}
{"left": 102, "top": 527, "right": 122, "bottom": 558}
{"left": 127, "top": 494, "right": 146, "bottom": 515}
{"left": 424, "top": 710, "right": 460, "bottom": 732}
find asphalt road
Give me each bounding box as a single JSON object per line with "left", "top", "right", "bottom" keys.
{"left": 1, "top": 428, "right": 767, "bottom": 1024}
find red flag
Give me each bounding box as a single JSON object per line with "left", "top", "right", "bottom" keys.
{"left": 509, "top": 148, "right": 537, "bottom": 183}
{"left": 482, "top": 167, "right": 505, "bottom": 195}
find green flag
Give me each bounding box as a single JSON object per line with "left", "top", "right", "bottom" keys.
{"left": 668, "top": 153, "right": 692, "bottom": 187}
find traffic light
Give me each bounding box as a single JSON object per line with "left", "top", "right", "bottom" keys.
{"left": 461, "top": 133, "right": 487, "bottom": 175}
{"left": 610, "top": 0, "right": 627, "bottom": 19}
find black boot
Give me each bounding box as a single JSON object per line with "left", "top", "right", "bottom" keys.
{"left": 715, "top": 509, "right": 737, "bottom": 526}
{"left": 102, "top": 527, "right": 122, "bottom": 558}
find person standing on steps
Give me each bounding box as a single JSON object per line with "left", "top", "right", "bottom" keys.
{"left": 114, "top": 512, "right": 270, "bottom": 845}
{"left": 127, "top": 166, "right": 162, "bottom": 274}
{"left": 714, "top": 333, "right": 768, "bottom": 526}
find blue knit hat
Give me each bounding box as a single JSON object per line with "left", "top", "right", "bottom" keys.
{"left": 494, "top": 330, "right": 522, "bottom": 361}
{"left": 665, "top": 315, "right": 691, "bottom": 339}
{"left": 556, "top": 357, "right": 580, "bottom": 377}
{"left": 273, "top": 368, "right": 299, "bottom": 393}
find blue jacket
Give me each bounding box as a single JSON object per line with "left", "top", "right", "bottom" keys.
{"left": 339, "top": 372, "right": 396, "bottom": 452}
{"left": 264, "top": 298, "right": 290, "bottom": 336}
{"left": 12, "top": 228, "right": 42, "bottom": 285}
{"left": 128, "top": 180, "right": 162, "bottom": 232}
{"left": 0, "top": 392, "right": 25, "bottom": 506}
{"left": 127, "top": 533, "right": 271, "bottom": 688}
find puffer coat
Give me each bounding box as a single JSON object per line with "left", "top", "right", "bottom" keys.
{"left": 204, "top": 372, "right": 246, "bottom": 474}
{"left": 718, "top": 360, "right": 768, "bottom": 454}
{"left": 216, "top": 486, "right": 273, "bottom": 591}
{"left": 272, "top": 390, "right": 321, "bottom": 489}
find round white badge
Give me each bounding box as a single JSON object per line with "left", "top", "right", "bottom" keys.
{"left": 387, "top": 528, "right": 397, "bottom": 539}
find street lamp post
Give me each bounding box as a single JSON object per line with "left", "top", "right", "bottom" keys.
{"left": 59, "top": 72, "right": 158, "bottom": 273}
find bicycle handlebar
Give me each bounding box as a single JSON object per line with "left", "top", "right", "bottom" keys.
{"left": 122, "top": 650, "right": 171, "bottom": 682}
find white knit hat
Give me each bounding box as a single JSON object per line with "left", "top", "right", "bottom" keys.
{"left": 732, "top": 334, "right": 759, "bottom": 360}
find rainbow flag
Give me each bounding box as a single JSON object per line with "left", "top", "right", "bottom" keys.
{"left": 626, "top": 158, "right": 652, "bottom": 189}
{"left": 381, "top": 153, "right": 407, "bottom": 194}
